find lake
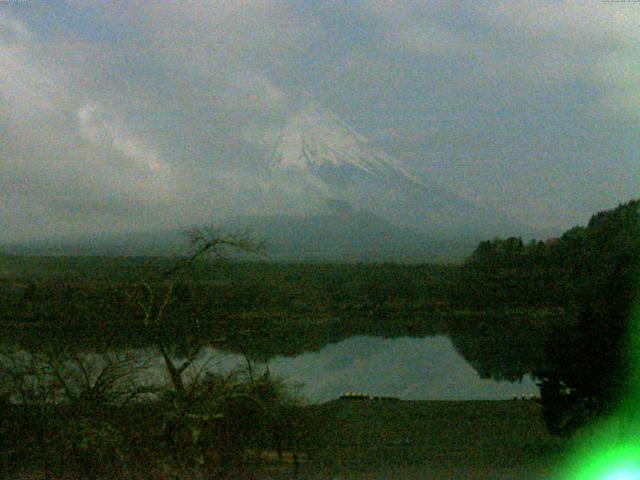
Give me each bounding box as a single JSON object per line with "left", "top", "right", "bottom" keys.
{"left": 2, "top": 333, "right": 539, "bottom": 404}
{"left": 170, "top": 335, "right": 539, "bottom": 402}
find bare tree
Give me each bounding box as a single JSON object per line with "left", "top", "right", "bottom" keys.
{"left": 122, "top": 226, "right": 263, "bottom": 402}
{"left": 0, "top": 345, "right": 151, "bottom": 478}
{"left": 120, "top": 227, "right": 268, "bottom": 474}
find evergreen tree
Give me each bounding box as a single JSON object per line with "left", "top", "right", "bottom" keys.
{"left": 535, "top": 200, "right": 640, "bottom": 435}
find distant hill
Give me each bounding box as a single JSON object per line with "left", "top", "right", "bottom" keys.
{"left": 2, "top": 207, "right": 476, "bottom": 263}
{"left": 226, "top": 209, "right": 475, "bottom": 263}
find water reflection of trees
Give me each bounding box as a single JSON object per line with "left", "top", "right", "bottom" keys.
{"left": 4, "top": 306, "right": 562, "bottom": 382}
{"left": 447, "top": 310, "right": 568, "bottom": 381}
{"left": 4, "top": 309, "right": 448, "bottom": 360}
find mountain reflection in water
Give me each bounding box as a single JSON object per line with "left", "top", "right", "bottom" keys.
{"left": 194, "top": 335, "right": 538, "bottom": 402}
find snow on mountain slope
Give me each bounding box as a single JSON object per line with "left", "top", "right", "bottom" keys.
{"left": 271, "top": 101, "right": 421, "bottom": 186}
{"left": 264, "top": 100, "right": 538, "bottom": 241}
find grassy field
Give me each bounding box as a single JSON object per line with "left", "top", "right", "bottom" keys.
{"left": 3, "top": 399, "right": 568, "bottom": 480}
{"left": 287, "top": 399, "right": 567, "bottom": 479}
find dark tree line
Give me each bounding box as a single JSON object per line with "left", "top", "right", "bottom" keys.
{"left": 467, "top": 199, "right": 640, "bottom": 434}
{"left": 536, "top": 199, "right": 640, "bottom": 434}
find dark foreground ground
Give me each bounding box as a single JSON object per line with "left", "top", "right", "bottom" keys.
{"left": 260, "top": 399, "right": 567, "bottom": 480}
{"left": 9, "top": 399, "right": 568, "bottom": 480}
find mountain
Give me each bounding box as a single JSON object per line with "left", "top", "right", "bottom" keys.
{"left": 226, "top": 202, "right": 475, "bottom": 263}
{"left": 1, "top": 230, "right": 191, "bottom": 257}
{"left": 4, "top": 201, "right": 473, "bottom": 262}
{"left": 5, "top": 101, "right": 548, "bottom": 261}
{"left": 266, "top": 101, "right": 539, "bottom": 241}
{"left": 270, "top": 102, "right": 418, "bottom": 184}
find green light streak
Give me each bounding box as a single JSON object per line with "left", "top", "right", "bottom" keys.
{"left": 560, "top": 298, "right": 640, "bottom": 479}
{"left": 564, "top": 443, "right": 640, "bottom": 479}
{"left": 603, "top": 468, "right": 640, "bottom": 480}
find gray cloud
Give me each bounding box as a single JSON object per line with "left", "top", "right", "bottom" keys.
{"left": 0, "top": 1, "right": 638, "bottom": 243}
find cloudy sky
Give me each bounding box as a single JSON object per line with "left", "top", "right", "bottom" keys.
{"left": 1, "top": 1, "right": 638, "bottom": 243}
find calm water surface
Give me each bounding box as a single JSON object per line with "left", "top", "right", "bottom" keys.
{"left": 181, "top": 335, "right": 539, "bottom": 402}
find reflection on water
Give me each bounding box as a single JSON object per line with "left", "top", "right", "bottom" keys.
{"left": 186, "top": 335, "right": 538, "bottom": 402}
{"left": 2, "top": 335, "right": 539, "bottom": 403}
{"left": 266, "top": 335, "right": 538, "bottom": 402}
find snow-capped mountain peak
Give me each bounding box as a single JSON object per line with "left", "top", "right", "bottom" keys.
{"left": 271, "top": 102, "right": 417, "bottom": 183}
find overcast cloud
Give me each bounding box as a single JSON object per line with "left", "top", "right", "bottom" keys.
{"left": 1, "top": 1, "right": 638, "bottom": 242}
